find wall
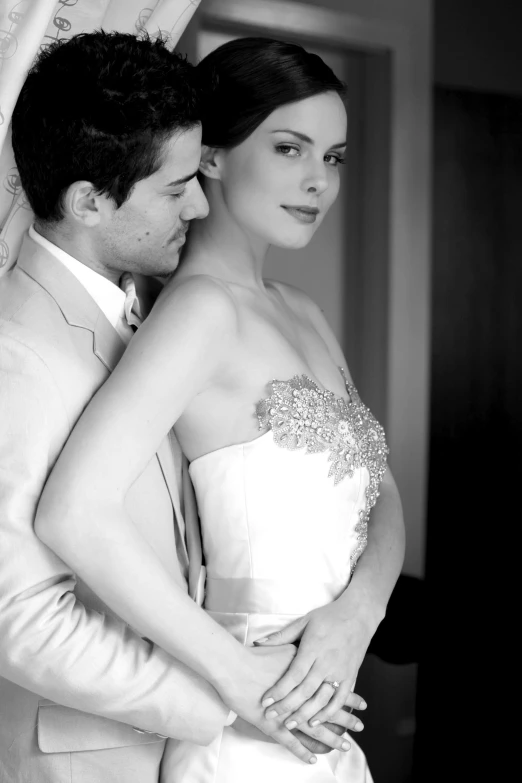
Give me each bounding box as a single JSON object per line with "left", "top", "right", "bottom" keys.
{"left": 290, "top": 0, "right": 430, "bottom": 29}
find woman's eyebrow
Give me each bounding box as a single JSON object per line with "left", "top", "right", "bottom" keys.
{"left": 270, "top": 129, "right": 347, "bottom": 149}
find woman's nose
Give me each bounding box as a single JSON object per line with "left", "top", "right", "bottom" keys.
{"left": 301, "top": 165, "right": 328, "bottom": 196}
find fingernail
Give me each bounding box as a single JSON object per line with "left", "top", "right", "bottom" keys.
{"left": 266, "top": 710, "right": 278, "bottom": 720}
{"left": 309, "top": 719, "right": 320, "bottom": 727}
{"left": 360, "top": 700, "right": 367, "bottom": 710}
{"left": 285, "top": 720, "right": 297, "bottom": 730}
{"left": 256, "top": 637, "right": 269, "bottom": 644}
{"left": 310, "top": 756, "right": 317, "bottom": 764}
{"left": 342, "top": 740, "right": 351, "bottom": 751}
{"left": 354, "top": 721, "right": 364, "bottom": 731}
{"left": 262, "top": 698, "right": 275, "bottom": 708}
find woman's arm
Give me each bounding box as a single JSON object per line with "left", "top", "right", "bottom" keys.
{"left": 34, "top": 276, "right": 319, "bottom": 763}
{"left": 0, "top": 333, "right": 227, "bottom": 744}
{"left": 263, "top": 469, "right": 404, "bottom": 729}
{"left": 254, "top": 287, "right": 406, "bottom": 727}
{"left": 36, "top": 277, "right": 243, "bottom": 681}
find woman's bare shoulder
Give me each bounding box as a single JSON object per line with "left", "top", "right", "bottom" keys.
{"left": 156, "top": 272, "right": 237, "bottom": 316}
{"left": 106, "top": 273, "right": 238, "bottom": 410}
{"left": 137, "top": 273, "right": 238, "bottom": 348}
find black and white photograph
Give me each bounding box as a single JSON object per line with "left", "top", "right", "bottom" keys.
{"left": 0, "top": 1, "right": 518, "bottom": 781}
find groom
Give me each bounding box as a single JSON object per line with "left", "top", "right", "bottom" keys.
{"left": 0, "top": 31, "right": 333, "bottom": 783}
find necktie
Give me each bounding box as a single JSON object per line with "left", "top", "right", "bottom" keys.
{"left": 120, "top": 272, "right": 143, "bottom": 331}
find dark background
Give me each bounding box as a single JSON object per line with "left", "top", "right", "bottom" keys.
{"left": 355, "top": 2, "right": 521, "bottom": 780}
{"left": 416, "top": 1, "right": 521, "bottom": 779}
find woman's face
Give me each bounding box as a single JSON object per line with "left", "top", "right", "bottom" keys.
{"left": 216, "top": 91, "right": 347, "bottom": 249}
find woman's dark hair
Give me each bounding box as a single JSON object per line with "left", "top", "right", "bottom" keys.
{"left": 12, "top": 31, "right": 201, "bottom": 222}
{"left": 196, "top": 37, "right": 346, "bottom": 149}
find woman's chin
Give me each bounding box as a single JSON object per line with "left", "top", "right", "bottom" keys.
{"left": 270, "top": 231, "right": 316, "bottom": 250}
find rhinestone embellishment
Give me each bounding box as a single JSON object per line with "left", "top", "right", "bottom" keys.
{"left": 256, "top": 368, "right": 389, "bottom": 571}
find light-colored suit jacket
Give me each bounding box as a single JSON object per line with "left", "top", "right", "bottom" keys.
{"left": 0, "top": 235, "right": 227, "bottom": 782}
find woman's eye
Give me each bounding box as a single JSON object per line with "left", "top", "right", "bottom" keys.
{"left": 276, "top": 144, "right": 300, "bottom": 157}
{"left": 325, "top": 154, "right": 346, "bottom": 167}
{"left": 170, "top": 189, "right": 186, "bottom": 200}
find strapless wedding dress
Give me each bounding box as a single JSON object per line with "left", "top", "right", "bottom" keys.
{"left": 162, "top": 370, "right": 388, "bottom": 782}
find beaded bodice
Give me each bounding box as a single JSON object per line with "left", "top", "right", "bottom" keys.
{"left": 256, "top": 368, "right": 389, "bottom": 570}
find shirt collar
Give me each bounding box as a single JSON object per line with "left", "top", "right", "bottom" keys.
{"left": 29, "top": 224, "right": 126, "bottom": 331}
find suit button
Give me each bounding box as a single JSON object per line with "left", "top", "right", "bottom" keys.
{"left": 132, "top": 727, "right": 146, "bottom": 734}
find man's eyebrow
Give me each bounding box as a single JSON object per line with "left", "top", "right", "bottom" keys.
{"left": 270, "top": 129, "right": 347, "bottom": 149}
{"left": 165, "top": 169, "right": 200, "bottom": 187}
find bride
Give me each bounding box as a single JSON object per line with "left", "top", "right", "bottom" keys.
{"left": 35, "top": 37, "right": 405, "bottom": 781}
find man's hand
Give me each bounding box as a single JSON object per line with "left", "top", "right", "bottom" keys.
{"left": 223, "top": 644, "right": 320, "bottom": 764}
{"left": 232, "top": 706, "right": 363, "bottom": 755}
{"left": 295, "top": 705, "right": 364, "bottom": 754}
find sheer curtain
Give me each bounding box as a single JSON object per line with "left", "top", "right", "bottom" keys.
{"left": 0, "top": 0, "right": 201, "bottom": 277}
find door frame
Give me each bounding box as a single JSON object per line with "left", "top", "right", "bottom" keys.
{"left": 197, "top": 0, "right": 432, "bottom": 577}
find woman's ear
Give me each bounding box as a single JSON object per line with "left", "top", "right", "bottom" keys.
{"left": 199, "top": 144, "right": 222, "bottom": 180}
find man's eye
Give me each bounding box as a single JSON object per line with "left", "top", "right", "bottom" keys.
{"left": 170, "top": 189, "right": 185, "bottom": 200}
{"left": 276, "top": 144, "right": 300, "bottom": 157}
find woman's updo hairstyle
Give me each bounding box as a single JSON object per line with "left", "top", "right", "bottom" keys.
{"left": 196, "top": 37, "right": 346, "bottom": 149}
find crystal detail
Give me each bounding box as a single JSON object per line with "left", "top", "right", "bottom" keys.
{"left": 256, "top": 368, "right": 389, "bottom": 572}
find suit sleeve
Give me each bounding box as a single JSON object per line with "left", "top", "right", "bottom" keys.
{"left": 0, "top": 333, "right": 228, "bottom": 745}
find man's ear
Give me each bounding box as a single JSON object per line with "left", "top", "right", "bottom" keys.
{"left": 199, "top": 144, "right": 222, "bottom": 180}
{"left": 63, "top": 181, "right": 105, "bottom": 227}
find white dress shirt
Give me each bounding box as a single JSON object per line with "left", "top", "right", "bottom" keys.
{"left": 28, "top": 225, "right": 137, "bottom": 345}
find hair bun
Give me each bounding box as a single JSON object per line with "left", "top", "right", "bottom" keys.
{"left": 196, "top": 37, "right": 345, "bottom": 149}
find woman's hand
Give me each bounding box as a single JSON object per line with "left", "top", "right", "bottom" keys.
{"left": 254, "top": 600, "right": 372, "bottom": 729}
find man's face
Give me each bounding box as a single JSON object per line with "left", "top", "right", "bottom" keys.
{"left": 100, "top": 125, "right": 208, "bottom": 277}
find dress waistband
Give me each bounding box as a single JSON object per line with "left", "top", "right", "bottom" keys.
{"left": 204, "top": 577, "right": 347, "bottom": 615}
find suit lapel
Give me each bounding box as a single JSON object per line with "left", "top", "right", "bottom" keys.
{"left": 17, "top": 234, "right": 192, "bottom": 575}
{"left": 92, "top": 309, "right": 126, "bottom": 372}
{"left": 17, "top": 235, "right": 126, "bottom": 371}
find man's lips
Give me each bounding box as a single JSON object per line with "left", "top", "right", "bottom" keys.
{"left": 172, "top": 229, "right": 188, "bottom": 244}
{"left": 281, "top": 205, "right": 320, "bottom": 224}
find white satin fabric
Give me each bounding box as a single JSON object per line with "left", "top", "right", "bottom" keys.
{"left": 162, "top": 429, "right": 373, "bottom": 782}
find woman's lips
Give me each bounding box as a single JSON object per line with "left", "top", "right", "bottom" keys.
{"left": 281, "top": 206, "right": 319, "bottom": 224}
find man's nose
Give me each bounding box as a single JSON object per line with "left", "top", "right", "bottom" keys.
{"left": 181, "top": 179, "right": 209, "bottom": 221}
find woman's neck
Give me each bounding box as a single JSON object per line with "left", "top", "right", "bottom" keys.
{"left": 181, "top": 190, "right": 270, "bottom": 292}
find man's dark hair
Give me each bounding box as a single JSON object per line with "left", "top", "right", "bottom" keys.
{"left": 12, "top": 31, "right": 201, "bottom": 222}
{"left": 196, "top": 37, "right": 346, "bottom": 149}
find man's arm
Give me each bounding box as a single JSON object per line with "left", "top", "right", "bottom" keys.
{"left": 1, "top": 329, "right": 332, "bottom": 764}
{"left": 0, "top": 333, "right": 228, "bottom": 745}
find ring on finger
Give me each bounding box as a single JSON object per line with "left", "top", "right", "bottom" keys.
{"left": 323, "top": 679, "right": 341, "bottom": 692}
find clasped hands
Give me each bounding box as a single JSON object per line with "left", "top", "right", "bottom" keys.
{"left": 226, "top": 600, "right": 372, "bottom": 765}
